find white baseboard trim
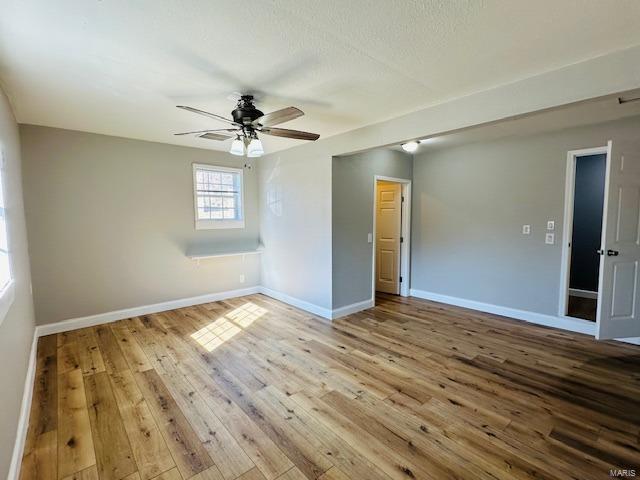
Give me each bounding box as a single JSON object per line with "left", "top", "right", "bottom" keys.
{"left": 409, "top": 288, "right": 596, "bottom": 336}
{"left": 331, "top": 298, "right": 374, "bottom": 319}
{"left": 7, "top": 330, "right": 38, "bottom": 480}
{"left": 36, "top": 286, "right": 262, "bottom": 337}
{"left": 569, "top": 288, "right": 598, "bottom": 299}
{"left": 258, "top": 286, "right": 332, "bottom": 319}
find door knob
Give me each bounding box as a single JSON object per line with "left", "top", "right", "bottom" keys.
{"left": 607, "top": 249, "right": 619, "bottom": 256}
{"left": 597, "top": 249, "right": 605, "bottom": 255}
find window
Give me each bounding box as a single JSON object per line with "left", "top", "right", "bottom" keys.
{"left": 193, "top": 164, "right": 245, "bottom": 229}
{"left": 0, "top": 150, "right": 14, "bottom": 326}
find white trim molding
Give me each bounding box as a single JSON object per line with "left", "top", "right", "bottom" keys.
{"left": 410, "top": 288, "right": 596, "bottom": 335}
{"left": 331, "top": 298, "right": 374, "bottom": 319}
{"left": 371, "top": 175, "right": 412, "bottom": 300}
{"left": 7, "top": 331, "right": 38, "bottom": 480}
{"left": 36, "top": 286, "right": 261, "bottom": 337}
{"left": 193, "top": 163, "right": 245, "bottom": 231}
{"left": 258, "top": 286, "right": 332, "bottom": 319}
{"left": 558, "top": 145, "right": 609, "bottom": 318}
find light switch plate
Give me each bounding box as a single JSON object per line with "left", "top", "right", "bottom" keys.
{"left": 547, "top": 221, "right": 555, "bottom": 231}
{"left": 522, "top": 225, "right": 531, "bottom": 235}
{"left": 545, "top": 233, "right": 555, "bottom": 245}
{"left": 367, "top": 233, "right": 373, "bottom": 243}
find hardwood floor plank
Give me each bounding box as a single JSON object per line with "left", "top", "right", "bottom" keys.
{"left": 22, "top": 294, "right": 640, "bottom": 480}
{"left": 134, "top": 369, "right": 213, "bottom": 479}
{"left": 150, "top": 468, "right": 182, "bottom": 480}
{"left": 109, "top": 369, "right": 175, "bottom": 480}
{"left": 275, "top": 467, "right": 307, "bottom": 480}
{"left": 235, "top": 468, "right": 268, "bottom": 480}
{"left": 95, "top": 324, "right": 130, "bottom": 374}
{"left": 23, "top": 335, "right": 57, "bottom": 454}
{"left": 57, "top": 369, "right": 96, "bottom": 479}
{"left": 190, "top": 466, "right": 226, "bottom": 480}
{"left": 179, "top": 361, "right": 293, "bottom": 480}
{"left": 157, "top": 367, "right": 254, "bottom": 480}
{"left": 61, "top": 465, "right": 99, "bottom": 480}
{"left": 110, "top": 323, "right": 152, "bottom": 372}
{"left": 20, "top": 429, "right": 57, "bottom": 480}
{"left": 74, "top": 328, "right": 106, "bottom": 376}
{"left": 84, "top": 372, "right": 137, "bottom": 480}
{"left": 318, "top": 466, "right": 350, "bottom": 480}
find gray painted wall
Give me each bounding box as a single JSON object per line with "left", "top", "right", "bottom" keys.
{"left": 569, "top": 154, "right": 606, "bottom": 292}
{"left": 20, "top": 125, "right": 261, "bottom": 325}
{"left": 411, "top": 115, "right": 640, "bottom": 316}
{"left": 258, "top": 147, "right": 333, "bottom": 309}
{"left": 0, "top": 89, "right": 36, "bottom": 477}
{"left": 332, "top": 149, "right": 412, "bottom": 308}
{"left": 258, "top": 45, "right": 640, "bottom": 313}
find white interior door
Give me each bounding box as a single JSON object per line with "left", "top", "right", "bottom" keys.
{"left": 597, "top": 139, "right": 640, "bottom": 339}
{"left": 376, "top": 181, "right": 401, "bottom": 294}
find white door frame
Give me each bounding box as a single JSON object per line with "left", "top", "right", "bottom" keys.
{"left": 372, "top": 175, "right": 412, "bottom": 301}
{"left": 558, "top": 145, "right": 610, "bottom": 318}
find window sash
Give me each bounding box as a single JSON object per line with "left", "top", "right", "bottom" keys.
{"left": 193, "top": 164, "right": 244, "bottom": 229}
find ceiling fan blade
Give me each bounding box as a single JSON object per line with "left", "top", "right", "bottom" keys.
{"left": 176, "top": 105, "right": 240, "bottom": 126}
{"left": 252, "top": 106, "right": 304, "bottom": 127}
{"left": 260, "top": 127, "right": 320, "bottom": 141}
{"left": 174, "top": 128, "right": 238, "bottom": 136}
{"left": 198, "top": 132, "right": 233, "bottom": 141}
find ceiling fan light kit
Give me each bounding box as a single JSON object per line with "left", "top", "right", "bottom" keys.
{"left": 174, "top": 94, "right": 320, "bottom": 158}
{"left": 229, "top": 136, "right": 245, "bottom": 156}
{"left": 247, "top": 137, "right": 264, "bottom": 157}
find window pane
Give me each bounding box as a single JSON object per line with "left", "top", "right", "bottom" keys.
{"left": 194, "top": 167, "right": 243, "bottom": 225}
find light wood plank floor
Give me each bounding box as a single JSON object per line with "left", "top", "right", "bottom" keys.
{"left": 20, "top": 293, "right": 640, "bottom": 480}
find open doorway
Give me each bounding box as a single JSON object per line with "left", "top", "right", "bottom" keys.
{"left": 560, "top": 147, "right": 608, "bottom": 321}
{"left": 372, "top": 176, "right": 411, "bottom": 301}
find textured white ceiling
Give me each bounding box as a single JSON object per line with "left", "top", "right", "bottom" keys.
{"left": 1, "top": 0, "right": 640, "bottom": 154}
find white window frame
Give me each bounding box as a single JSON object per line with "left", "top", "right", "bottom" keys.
{"left": 0, "top": 149, "right": 14, "bottom": 327}
{"left": 192, "top": 163, "right": 245, "bottom": 230}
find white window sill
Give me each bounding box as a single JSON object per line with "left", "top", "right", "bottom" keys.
{"left": 196, "top": 219, "right": 245, "bottom": 230}
{"left": 0, "top": 280, "right": 15, "bottom": 327}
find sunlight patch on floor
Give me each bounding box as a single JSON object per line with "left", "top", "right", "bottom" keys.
{"left": 190, "top": 302, "right": 268, "bottom": 351}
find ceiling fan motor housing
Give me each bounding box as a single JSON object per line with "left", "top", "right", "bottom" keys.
{"left": 232, "top": 95, "right": 264, "bottom": 126}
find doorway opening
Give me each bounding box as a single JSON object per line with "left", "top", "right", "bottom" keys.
{"left": 560, "top": 147, "right": 608, "bottom": 322}
{"left": 372, "top": 176, "right": 411, "bottom": 303}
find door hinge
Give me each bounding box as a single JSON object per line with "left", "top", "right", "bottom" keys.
{"left": 399, "top": 276, "right": 403, "bottom": 283}
{"left": 400, "top": 236, "right": 404, "bottom": 243}
{"left": 401, "top": 196, "right": 405, "bottom": 202}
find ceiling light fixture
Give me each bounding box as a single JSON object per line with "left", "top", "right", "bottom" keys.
{"left": 401, "top": 141, "right": 419, "bottom": 153}
{"left": 229, "top": 136, "right": 245, "bottom": 156}
{"left": 247, "top": 136, "right": 264, "bottom": 158}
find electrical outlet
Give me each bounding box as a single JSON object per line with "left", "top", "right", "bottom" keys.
{"left": 547, "top": 220, "right": 555, "bottom": 231}
{"left": 522, "top": 225, "right": 531, "bottom": 235}
{"left": 545, "top": 233, "right": 555, "bottom": 245}
{"left": 239, "top": 274, "right": 245, "bottom": 283}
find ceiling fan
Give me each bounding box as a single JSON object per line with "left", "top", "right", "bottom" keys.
{"left": 174, "top": 95, "right": 320, "bottom": 157}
